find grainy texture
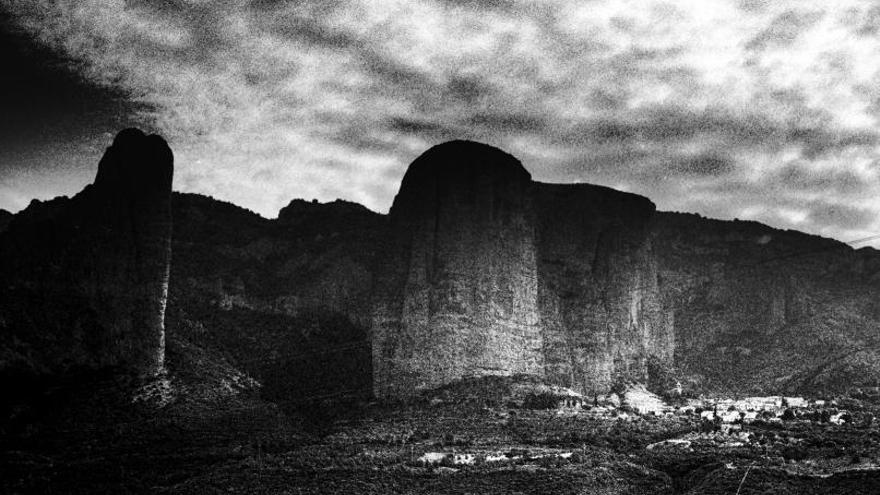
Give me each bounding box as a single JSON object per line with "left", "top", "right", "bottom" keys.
{"left": 372, "top": 142, "right": 675, "bottom": 398}
{"left": 536, "top": 183, "right": 673, "bottom": 396}
{"left": 0, "top": 209, "right": 12, "bottom": 233}
{"left": 372, "top": 141, "right": 544, "bottom": 398}
{"left": 165, "top": 194, "right": 382, "bottom": 401}
{"left": 0, "top": 128, "right": 173, "bottom": 377}
{"left": 653, "top": 212, "right": 880, "bottom": 395}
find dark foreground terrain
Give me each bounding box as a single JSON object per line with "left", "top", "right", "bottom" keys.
{"left": 5, "top": 374, "right": 880, "bottom": 495}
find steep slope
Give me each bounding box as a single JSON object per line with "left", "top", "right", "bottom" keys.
{"left": 654, "top": 212, "right": 880, "bottom": 395}
{"left": 536, "top": 183, "right": 673, "bottom": 396}
{"left": 0, "top": 128, "right": 173, "bottom": 378}
{"left": 166, "top": 193, "right": 382, "bottom": 402}
{"left": 6, "top": 134, "right": 879, "bottom": 403}
{"left": 372, "top": 141, "right": 543, "bottom": 398}
{"left": 372, "top": 141, "right": 675, "bottom": 399}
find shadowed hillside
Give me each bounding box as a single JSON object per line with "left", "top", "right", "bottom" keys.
{"left": 166, "top": 193, "right": 382, "bottom": 405}
{"left": 654, "top": 212, "right": 880, "bottom": 396}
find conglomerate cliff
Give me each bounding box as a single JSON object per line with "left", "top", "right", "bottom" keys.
{"left": 165, "top": 194, "right": 381, "bottom": 401}
{"left": 371, "top": 141, "right": 672, "bottom": 398}
{"left": 371, "top": 141, "right": 545, "bottom": 398}
{"left": 536, "top": 183, "right": 673, "bottom": 396}
{"left": 0, "top": 128, "right": 173, "bottom": 378}
{"left": 4, "top": 136, "right": 879, "bottom": 401}
{"left": 653, "top": 212, "right": 880, "bottom": 395}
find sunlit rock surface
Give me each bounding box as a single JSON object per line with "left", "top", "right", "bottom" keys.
{"left": 372, "top": 141, "right": 544, "bottom": 398}
{"left": 0, "top": 128, "right": 173, "bottom": 377}
{"left": 372, "top": 141, "right": 674, "bottom": 398}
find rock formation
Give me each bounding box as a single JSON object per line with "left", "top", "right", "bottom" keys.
{"left": 371, "top": 141, "right": 673, "bottom": 398}
{"left": 155, "top": 141, "right": 880, "bottom": 399}
{"left": 536, "top": 184, "right": 672, "bottom": 396}
{"left": 165, "top": 193, "right": 382, "bottom": 401}
{"left": 372, "top": 141, "right": 544, "bottom": 398}
{"left": 8, "top": 134, "right": 878, "bottom": 400}
{"left": 0, "top": 128, "right": 173, "bottom": 378}
{"left": 653, "top": 212, "right": 880, "bottom": 395}
{"left": 0, "top": 209, "right": 12, "bottom": 233}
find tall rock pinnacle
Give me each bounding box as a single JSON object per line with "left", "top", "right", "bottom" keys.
{"left": 0, "top": 128, "right": 173, "bottom": 378}
{"left": 371, "top": 141, "right": 674, "bottom": 399}
{"left": 372, "top": 141, "right": 544, "bottom": 398}
{"left": 536, "top": 183, "right": 672, "bottom": 395}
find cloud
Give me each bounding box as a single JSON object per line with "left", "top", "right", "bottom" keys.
{"left": 673, "top": 154, "right": 737, "bottom": 176}
{"left": 746, "top": 9, "right": 825, "bottom": 51}
{"left": 806, "top": 201, "right": 876, "bottom": 231}
{"left": 2, "top": 0, "right": 879, "bottom": 246}
{"left": 773, "top": 164, "right": 870, "bottom": 195}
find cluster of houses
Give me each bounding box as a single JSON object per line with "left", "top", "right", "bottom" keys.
{"left": 549, "top": 389, "right": 852, "bottom": 426}
{"left": 417, "top": 450, "right": 573, "bottom": 466}
{"left": 681, "top": 396, "right": 851, "bottom": 425}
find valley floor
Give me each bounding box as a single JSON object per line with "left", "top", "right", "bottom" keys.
{"left": 5, "top": 381, "right": 880, "bottom": 494}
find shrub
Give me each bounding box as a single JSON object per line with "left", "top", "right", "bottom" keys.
{"left": 782, "top": 446, "right": 808, "bottom": 461}
{"left": 523, "top": 392, "right": 560, "bottom": 410}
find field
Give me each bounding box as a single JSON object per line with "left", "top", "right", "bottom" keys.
{"left": 4, "top": 375, "right": 880, "bottom": 494}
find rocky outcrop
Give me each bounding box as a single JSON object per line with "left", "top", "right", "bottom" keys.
{"left": 536, "top": 184, "right": 672, "bottom": 396}
{"left": 372, "top": 141, "right": 544, "bottom": 398}
{"left": 166, "top": 193, "right": 382, "bottom": 401}
{"left": 0, "top": 128, "right": 173, "bottom": 378}
{"left": 371, "top": 141, "right": 673, "bottom": 398}
{"left": 0, "top": 209, "right": 12, "bottom": 233}
{"left": 653, "top": 212, "right": 880, "bottom": 395}
{"left": 11, "top": 132, "right": 876, "bottom": 401}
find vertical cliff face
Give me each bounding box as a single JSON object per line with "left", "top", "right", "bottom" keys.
{"left": 372, "top": 141, "right": 543, "bottom": 398}
{"left": 166, "top": 194, "right": 381, "bottom": 401}
{"left": 0, "top": 128, "right": 173, "bottom": 377}
{"left": 653, "top": 212, "right": 880, "bottom": 394}
{"left": 536, "top": 184, "right": 672, "bottom": 395}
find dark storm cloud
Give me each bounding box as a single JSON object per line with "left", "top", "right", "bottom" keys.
{"left": 806, "top": 201, "right": 877, "bottom": 231}
{"left": 123, "top": 0, "right": 233, "bottom": 66}
{"left": 323, "top": 124, "right": 400, "bottom": 153}
{"left": 259, "top": 11, "right": 362, "bottom": 50}
{"left": 386, "top": 117, "right": 460, "bottom": 141}
{"left": 737, "top": 0, "right": 770, "bottom": 13}
{"left": 774, "top": 165, "right": 871, "bottom": 195}
{"left": 435, "top": 0, "right": 519, "bottom": 11}
{"left": 361, "top": 52, "right": 436, "bottom": 93}
{"left": 557, "top": 109, "right": 766, "bottom": 147}
{"left": 746, "top": 9, "right": 825, "bottom": 51}
{"left": 446, "top": 75, "right": 493, "bottom": 103}
{"left": 855, "top": 5, "right": 880, "bottom": 36}
{"left": 554, "top": 106, "right": 878, "bottom": 160}
{"left": 0, "top": 7, "right": 151, "bottom": 211}
{"left": 466, "top": 112, "right": 548, "bottom": 133}
{"left": 793, "top": 127, "right": 879, "bottom": 158}
{"left": 672, "top": 154, "right": 737, "bottom": 176}
{"left": 3, "top": 0, "right": 880, "bottom": 246}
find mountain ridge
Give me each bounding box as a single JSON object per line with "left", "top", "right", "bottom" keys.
{"left": 2, "top": 137, "right": 879, "bottom": 401}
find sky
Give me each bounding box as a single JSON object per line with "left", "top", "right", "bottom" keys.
{"left": 1, "top": 0, "right": 879, "bottom": 246}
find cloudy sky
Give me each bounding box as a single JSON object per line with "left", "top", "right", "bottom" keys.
{"left": 1, "top": 0, "right": 879, "bottom": 246}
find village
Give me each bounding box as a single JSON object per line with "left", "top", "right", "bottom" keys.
{"left": 415, "top": 384, "right": 864, "bottom": 466}
{"left": 544, "top": 383, "right": 858, "bottom": 426}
